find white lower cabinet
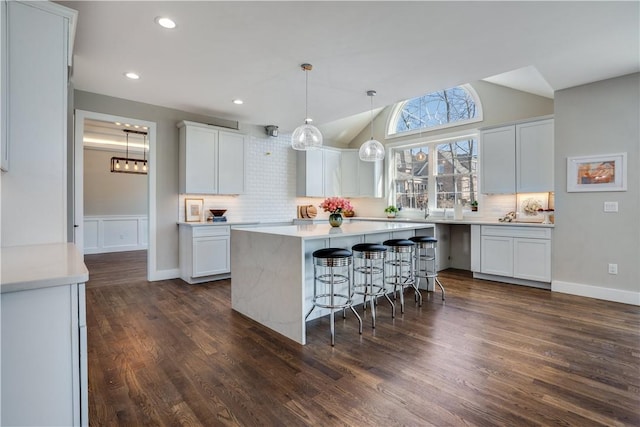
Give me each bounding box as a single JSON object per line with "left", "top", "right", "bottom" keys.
{"left": 179, "top": 225, "right": 230, "bottom": 284}
{"left": 477, "top": 225, "right": 551, "bottom": 285}
{"left": 2, "top": 283, "right": 87, "bottom": 426}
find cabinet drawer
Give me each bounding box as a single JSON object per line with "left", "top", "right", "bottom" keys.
{"left": 481, "top": 226, "right": 550, "bottom": 239}
{"left": 192, "top": 226, "right": 230, "bottom": 238}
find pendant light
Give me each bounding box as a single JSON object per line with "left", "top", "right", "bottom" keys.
{"left": 291, "top": 63, "right": 323, "bottom": 150}
{"left": 414, "top": 94, "right": 427, "bottom": 162}
{"left": 110, "top": 129, "right": 148, "bottom": 174}
{"left": 359, "top": 90, "right": 385, "bottom": 161}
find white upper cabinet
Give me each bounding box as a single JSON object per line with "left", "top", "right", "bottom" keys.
{"left": 178, "top": 121, "right": 245, "bottom": 195}
{"left": 480, "top": 125, "right": 516, "bottom": 194}
{"left": 297, "top": 148, "right": 342, "bottom": 197}
{"left": 341, "top": 149, "right": 383, "bottom": 198}
{"left": 480, "top": 118, "right": 554, "bottom": 194}
{"left": 516, "top": 119, "right": 554, "bottom": 193}
{"left": 218, "top": 130, "right": 245, "bottom": 194}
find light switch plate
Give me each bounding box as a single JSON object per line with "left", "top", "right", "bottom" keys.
{"left": 604, "top": 201, "right": 618, "bottom": 212}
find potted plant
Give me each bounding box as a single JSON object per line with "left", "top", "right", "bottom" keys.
{"left": 384, "top": 205, "right": 399, "bottom": 218}
{"left": 471, "top": 201, "right": 478, "bottom": 212}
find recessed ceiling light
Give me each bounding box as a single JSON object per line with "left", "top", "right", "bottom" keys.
{"left": 155, "top": 17, "right": 176, "bottom": 29}
{"left": 233, "top": 99, "right": 244, "bottom": 105}
{"left": 115, "top": 122, "right": 121, "bottom": 126}
{"left": 124, "top": 72, "right": 140, "bottom": 80}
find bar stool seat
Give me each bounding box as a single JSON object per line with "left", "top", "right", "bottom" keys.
{"left": 306, "top": 248, "right": 362, "bottom": 345}
{"left": 410, "top": 236, "right": 445, "bottom": 301}
{"left": 352, "top": 243, "right": 395, "bottom": 328}
{"left": 383, "top": 239, "right": 419, "bottom": 312}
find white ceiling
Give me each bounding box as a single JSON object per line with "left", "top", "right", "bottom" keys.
{"left": 59, "top": 1, "right": 639, "bottom": 144}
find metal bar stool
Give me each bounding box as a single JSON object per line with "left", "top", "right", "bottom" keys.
{"left": 410, "top": 236, "right": 445, "bottom": 301}
{"left": 352, "top": 243, "right": 395, "bottom": 328}
{"left": 306, "top": 248, "right": 363, "bottom": 346}
{"left": 383, "top": 239, "right": 419, "bottom": 313}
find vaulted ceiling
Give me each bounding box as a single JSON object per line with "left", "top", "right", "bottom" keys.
{"left": 60, "top": 1, "right": 639, "bottom": 142}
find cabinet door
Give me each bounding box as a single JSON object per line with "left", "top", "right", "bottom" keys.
{"left": 297, "top": 149, "right": 324, "bottom": 197}
{"left": 2, "top": 284, "right": 79, "bottom": 426}
{"left": 480, "top": 126, "right": 516, "bottom": 194}
{"left": 218, "top": 131, "right": 245, "bottom": 194}
{"left": 193, "top": 236, "right": 230, "bottom": 277}
{"left": 341, "top": 150, "right": 359, "bottom": 197}
{"left": 359, "top": 159, "right": 383, "bottom": 197}
{"left": 513, "top": 237, "right": 551, "bottom": 282}
{"left": 181, "top": 125, "right": 217, "bottom": 194}
{"left": 323, "top": 149, "right": 342, "bottom": 197}
{"left": 516, "top": 119, "right": 554, "bottom": 193}
{"left": 480, "top": 235, "right": 513, "bottom": 276}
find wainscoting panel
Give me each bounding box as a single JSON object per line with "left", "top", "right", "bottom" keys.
{"left": 84, "top": 215, "right": 148, "bottom": 254}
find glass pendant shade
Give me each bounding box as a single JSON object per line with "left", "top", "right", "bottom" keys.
{"left": 359, "top": 138, "right": 385, "bottom": 161}
{"left": 359, "top": 89, "right": 385, "bottom": 161}
{"left": 291, "top": 63, "right": 322, "bottom": 150}
{"left": 292, "top": 122, "right": 323, "bottom": 150}
{"left": 415, "top": 149, "right": 427, "bottom": 162}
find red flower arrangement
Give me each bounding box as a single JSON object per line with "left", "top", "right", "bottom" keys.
{"left": 319, "top": 197, "right": 353, "bottom": 214}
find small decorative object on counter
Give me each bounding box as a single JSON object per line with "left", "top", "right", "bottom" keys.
{"left": 498, "top": 211, "right": 517, "bottom": 222}
{"left": 384, "top": 205, "right": 399, "bottom": 218}
{"left": 320, "top": 197, "right": 353, "bottom": 227}
{"left": 537, "top": 208, "right": 555, "bottom": 224}
{"left": 328, "top": 213, "right": 343, "bottom": 227}
{"left": 522, "top": 198, "right": 543, "bottom": 216}
{"left": 471, "top": 200, "right": 478, "bottom": 212}
{"left": 343, "top": 210, "right": 355, "bottom": 218}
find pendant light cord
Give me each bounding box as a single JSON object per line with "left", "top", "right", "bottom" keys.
{"left": 305, "top": 68, "right": 309, "bottom": 124}
{"left": 370, "top": 94, "right": 374, "bottom": 140}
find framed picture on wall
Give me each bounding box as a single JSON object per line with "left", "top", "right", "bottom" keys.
{"left": 185, "top": 198, "right": 204, "bottom": 222}
{"left": 567, "top": 153, "right": 627, "bottom": 192}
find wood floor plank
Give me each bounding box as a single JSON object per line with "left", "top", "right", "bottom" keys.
{"left": 84, "top": 251, "right": 640, "bottom": 426}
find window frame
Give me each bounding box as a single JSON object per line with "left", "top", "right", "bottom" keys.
{"left": 387, "top": 130, "right": 479, "bottom": 214}
{"left": 385, "top": 84, "right": 483, "bottom": 139}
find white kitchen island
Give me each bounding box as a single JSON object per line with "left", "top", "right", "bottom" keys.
{"left": 230, "top": 221, "right": 435, "bottom": 345}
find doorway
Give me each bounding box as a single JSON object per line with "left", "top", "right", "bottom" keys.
{"left": 73, "top": 110, "right": 157, "bottom": 281}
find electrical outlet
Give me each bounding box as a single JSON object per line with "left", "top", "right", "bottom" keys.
{"left": 608, "top": 263, "right": 618, "bottom": 275}
{"left": 604, "top": 201, "right": 618, "bottom": 212}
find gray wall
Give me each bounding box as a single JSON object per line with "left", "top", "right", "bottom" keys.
{"left": 83, "top": 148, "right": 147, "bottom": 215}
{"left": 553, "top": 73, "right": 639, "bottom": 297}
{"left": 74, "top": 90, "right": 238, "bottom": 272}
{"left": 347, "top": 80, "right": 555, "bottom": 148}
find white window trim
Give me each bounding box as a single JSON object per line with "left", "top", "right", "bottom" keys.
{"left": 385, "top": 84, "right": 483, "bottom": 139}
{"left": 387, "top": 130, "right": 479, "bottom": 215}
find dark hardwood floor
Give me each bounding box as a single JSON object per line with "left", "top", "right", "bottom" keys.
{"left": 84, "top": 250, "right": 640, "bottom": 426}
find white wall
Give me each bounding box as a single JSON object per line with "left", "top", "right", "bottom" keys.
{"left": 553, "top": 73, "right": 639, "bottom": 305}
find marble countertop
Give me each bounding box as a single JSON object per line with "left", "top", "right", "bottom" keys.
{"left": 178, "top": 220, "right": 260, "bottom": 227}
{"left": 1, "top": 243, "right": 89, "bottom": 294}
{"left": 352, "top": 216, "right": 555, "bottom": 228}
{"left": 232, "top": 220, "right": 434, "bottom": 239}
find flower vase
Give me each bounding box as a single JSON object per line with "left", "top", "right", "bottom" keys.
{"left": 329, "top": 213, "right": 343, "bottom": 227}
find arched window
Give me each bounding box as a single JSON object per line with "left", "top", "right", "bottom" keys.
{"left": 387, "top": 85, "right": 482, "bottom": 137}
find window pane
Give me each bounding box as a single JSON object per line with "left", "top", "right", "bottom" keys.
{"left": 436, "top": 175, "right": 478, "bottom": 208}
{"left": 394, "top": 147, "right": 428, "bottom": 209}
{"left": 394, "top": 86, "right": 478, "bottom": 134}
{"left": 436, "top": 139, "right": 477, "bottom": 175}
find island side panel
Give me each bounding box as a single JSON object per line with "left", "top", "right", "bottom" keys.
{"left": 231, "top": 229, "right": 306, "bottom": 344}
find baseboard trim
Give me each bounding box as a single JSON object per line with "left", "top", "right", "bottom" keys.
{"left": 552, "top": 280, "right": 640, "bottom": 306}
{"left": 149, "top": 268, "right": 180, "bottom": 282}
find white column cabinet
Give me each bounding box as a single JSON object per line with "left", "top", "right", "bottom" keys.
{"left": 480, "top": 118, "right": 554, "bottom": 194}
{"left": 179, "top": 225, "right": 231, "bottom": 284}
{"left": 178, "top": 121, "right": 245, "bottom": 195}
{"left": 323, "top": 149, "right": 341, "bottom": 197}
{"left": 1, "top": 0, "right": 76, "bottom": 246}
